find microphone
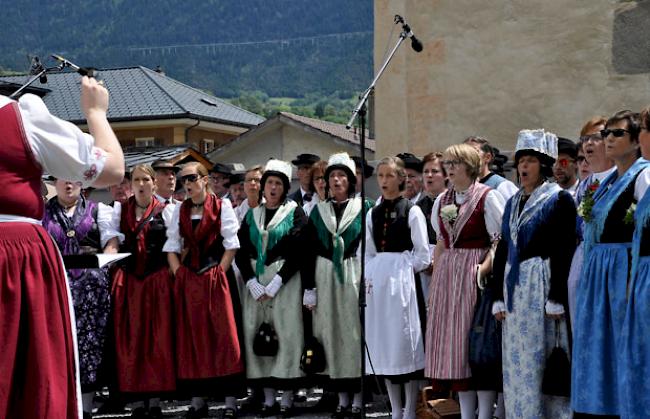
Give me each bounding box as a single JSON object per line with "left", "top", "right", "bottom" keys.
{"left": 51, "top": 54, "right": 99, "bottom": 78}
{"left": 403, "top": 23, "right": 423, "bottom": 53}
{"left": 394, "top": 15, "right": 423, "bottom": 53}
{"left": 29, "top": 56, "right": 47, "bottom": 84}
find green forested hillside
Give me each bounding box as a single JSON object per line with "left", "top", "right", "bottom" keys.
{"left": 1, "top": 0, "right": 373, "bottom": 107}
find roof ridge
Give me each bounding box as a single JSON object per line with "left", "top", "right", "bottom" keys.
{"left": 140, "top": 67, "right": 263, "bottom": 120}
{"left": 138, "top": 66, "right": 187, "bottom": 114}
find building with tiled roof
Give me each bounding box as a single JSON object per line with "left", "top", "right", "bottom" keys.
{"left": 0, "top": 66, "right": 264, "bottom": 154}
{"left": 208, "top": 111, "right": 375, "bottom": 173}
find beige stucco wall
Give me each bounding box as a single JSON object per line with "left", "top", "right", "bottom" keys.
{"left": 213, "top": 123, "right": 375, "bottom": 179}
{"left": 374, "top": 0, "right": 650, "bottom": 157}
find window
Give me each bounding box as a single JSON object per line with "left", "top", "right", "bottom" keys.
{"left": 135, "top": 137, "right": 156, "bottom": 147}
{"left": 202, "top": 139, "right": 215, "bottom": 154}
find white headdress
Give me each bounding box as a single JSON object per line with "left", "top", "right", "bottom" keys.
{"left": 515, "top": 129, "right": 558, "bottom": 160}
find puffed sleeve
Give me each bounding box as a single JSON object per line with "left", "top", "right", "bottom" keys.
{"left": 483, "top": 190, "right": 506, "bottom": 240}
{"left": 496, "top": 179, "right": 519, "bottom": 201}
{"left": 18, "top": 94, "right": 106, "bottom": 188}
{"left": 431, "top": 194, "right": 443, "bottom": 239}
{"left": 162, "top": 203, "right": 182, "bottom": 253}
{"left": 98, "top": 202, "right": 124, "bottom": 247}
{"left": 220, "top": 198, "right": 240, "bottom": 250}
{"left": 408, "top": 205, "right": 431, "bottom": 273}
{"left": 634, "top": 167, "right": 650, "bottom": 201}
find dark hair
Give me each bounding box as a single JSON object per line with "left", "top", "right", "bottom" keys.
{"left": 422, "top": 151, "right": 447, "bottom": 177}
{"left": 515, "top": 150, "right": 554, "bottom": 181}
{"left": 640, "top": 106, "right": 650, "bottom": 131}
{"left": 606, "top": 110, "right": 642, "bottom": 157}
{"left": 260, "top": 171, "right": 290, "bottom": 203}
{"left": 463, "top": 136, "right": 494, "bottom": 157}
{"left": 325, "top": 165, "right": 356, "bottom": 198}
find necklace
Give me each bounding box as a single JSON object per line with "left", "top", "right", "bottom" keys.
{"left": 59, "top": 200, "right": 78, "bottom": 211}
{"left": 136, "top": 201, "right": 151, "bottom": 210}
{"left": 191, "top": 200, "right": 205, "bottom": 209}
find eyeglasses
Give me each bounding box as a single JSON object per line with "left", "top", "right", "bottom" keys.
{"left": 442, "top": 160, "right": 462, "bottom": 168}
{"left": 600, "top": 128, "right": 630, "bottom": 138}
{"left": 554, "top": 158, "right": 575, "bottom": 168}
{"left": 244, "top": 177, "right": 261, "bottom": 184}
{"left": 579, "top": 133, "right": 603, "bottom": 143}
{"left": 405, "top": 174, "right": 421, "bottom": 180}
{"left": 181, "top": 174, "right": 200, "bottom": 183}
{"left": 576, "top": 156, "right": 587, "bottom": 164}
{"left": 313, "top": 176, "right": 325, "bottom": 182}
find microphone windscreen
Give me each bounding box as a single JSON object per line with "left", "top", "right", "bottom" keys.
{"left": 411, "top": 36, "right": 423, "bottom": 52}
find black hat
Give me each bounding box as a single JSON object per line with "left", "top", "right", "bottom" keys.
{"left": 229, "top": 172, "right": 245, "bottom": 185}
{"left": 291, "top": 153, "right": 321, "bottom": 167}
{"left": 210, "top": 162, "right": 232, "bottom": 175}
{"left": 557, "top": 137, "right": 578, "bottom": 160}
{"left": 151, "top": 159, "right": 180, "bottom": 173}
{"left": 351, "top": 156, "right": 374, "bottom": 178}
{"left": 396, "top": 152, "right": 423, "bottom": 172}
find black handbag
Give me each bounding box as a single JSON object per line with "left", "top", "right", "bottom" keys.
{"left": 300, "top": 336, "right": 326, "bottom": 374}
{"left": 542, "top": 319, "right": 571, "bottom": 397}
{"left": 468, "top": 285, "right": 502, "bottom": 370}
{"left": 253, "top": 321, "right": 279, "bottom": 357}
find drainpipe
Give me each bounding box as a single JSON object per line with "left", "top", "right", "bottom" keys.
{"left": 184, "top": 119, "right": 201, "bottom": 145}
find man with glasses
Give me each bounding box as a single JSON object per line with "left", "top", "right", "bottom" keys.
{"left": 554, "top": 138, "right": 580, "bottom": 196}
{"left": 209, "top": 162, "right": 233, "bottom": 200}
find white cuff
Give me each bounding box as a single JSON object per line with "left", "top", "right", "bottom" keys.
{"left": 265, "top": 274, "right": 283, "bottom": 297}
{"left": 492, "top": 300, "right": 506, "bottom": 315}
{"left": 303, "top": 288, "right": 317, "bottom": 307}
{"left": 476, "top": 265, "right": 485, "bottom": 290}
{"left": 545, "top": 300, "right": 565, "bottom": 315}
{"left": 246, "top": 278, "right": 265, "bottom": 300}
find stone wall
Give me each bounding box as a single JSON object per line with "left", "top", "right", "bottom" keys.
{"left": 373, "top": 0, "right": 650, "bottom": 157}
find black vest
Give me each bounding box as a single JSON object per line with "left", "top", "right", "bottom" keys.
{"left": 372, "top": 197, "right": 414, "bottom": 252}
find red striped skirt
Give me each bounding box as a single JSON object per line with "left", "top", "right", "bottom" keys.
{"left": 425, "top": 247, "right": 487, "bottom": 380}
{"left": 112, "top": 267, "right": 176, "bottom": 393}
{"left": 174, "top": 265, "right": 243, "bottom": 380}
{"left": 0, "top": 223, "right": 78, "bottom": 419}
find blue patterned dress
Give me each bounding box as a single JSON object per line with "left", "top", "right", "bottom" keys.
{"left": 572, "top": 158, "right": 650, "bottom": 415}
{"left": 492, "top": 182, "right": 576, "bottom": 419}
{"left": 620, "top": 171, "right": 650, "bottom": 419}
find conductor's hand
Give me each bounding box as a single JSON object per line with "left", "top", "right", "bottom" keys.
{"left": 81, "top": 76, "right": 109, "bottom": 119}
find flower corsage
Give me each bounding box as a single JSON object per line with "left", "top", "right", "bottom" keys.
{"left": 440, "top": 204, "right": 458, "bottom": 223}
{"left": 577, "top": 180, "right": 599, "bottom": 222}
{"left": 623, "top": 202, "right": 637, "bottom": 225}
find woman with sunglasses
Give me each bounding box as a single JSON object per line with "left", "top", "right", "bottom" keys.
{"left": 364, "top": 156, "right": 430, "bottom": 419}
{"left": 42, "top": 178, "right": 120, "bottom": 419}
{"left": 567, "top": 116, "right": 613, "bottom": 334}
{"left": 110, "top": 164, "right": 176, "bottom": 419}
{"left": 620, "top": 106, "right": 650, "bottom": 419}
{"left": 235, "top": 159, "right": 308, "bottom": 417}
{"left": 572, "top": 110, "right": 650, "bottom": 418}
{"left": 164, "top": 162, "right": 244, "bottom": 419}
{"left": 302, "top": 160, "right": 328, "bottom": 217}
{"left": 426, "top": 144, "right": 505, "bottom": 419}
{"left": 491, "top": 129, "right": 576, "bottom": 418}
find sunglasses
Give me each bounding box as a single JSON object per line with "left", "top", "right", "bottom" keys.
{"left": 600, "top": 128, "right": 630, "bottom": 138}
{"left": 579, "top": 133, "right": 603, "bottom": 143}
{"left": 554, "top": 158, "right": 575, "bottom": 168}
{"left": 577, "top": 156, "right": 587, "bottom": 163}
{"left": 442, "top": 160, "right": 462, "bottom": 168}
{"left": 181, "top": 174, "right": 200, "bottom": 183}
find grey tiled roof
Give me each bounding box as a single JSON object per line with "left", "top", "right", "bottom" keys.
{"left": 0, "top": 67, "right": 264, "bottom": 127}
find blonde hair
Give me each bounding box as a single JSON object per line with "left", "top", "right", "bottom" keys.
{"left": 377, "top": 156, "right": 407, "bottom": 191}
{"left": 443, "top": 144, "right": 481, "bottom": 179}
{"left": 130, "top": 164, "right": 156, "bottom": 180}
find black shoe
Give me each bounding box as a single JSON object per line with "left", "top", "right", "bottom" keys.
{"left": 131, "top": 407, "right": 150, "bottom": 419}
{"left": 149, "top": 406, "right": 164, "bottom": 419}
{"left": 184, "top": 404, "right": 209, "bottom": 419}
{"left": 331, "top": 405, "right": 347, "bottom": 418}
{"left": 97, "top": 398, "right": 128, "bottom": 414}
{"left": 279, "top": 404, "right": 295, "bottom": 418}
{"left": 259, "top": 402, "right": 279, "bottom": 417}
{"left": 239, "top": 395, "right": 262, "bottom": 414}
{"left": 83, "top": 411, "right": 92, "bottom": 419}
{"left": 222, "top": 407, "right": 237, "bottom": 418}
{"left": 314, "top": 392, "right": 338, "bottom": 412}
{"left": 293, "top": 390, "right": 307, "bottom": 403}
{"left": 347, "top": 406, "right": 362, "bottom": 419}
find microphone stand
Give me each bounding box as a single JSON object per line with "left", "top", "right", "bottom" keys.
{"left": 9, "top": 61, "right": 65, "bottom": 99}
{"left": 346, "top": 15, "right": 418, "bottom": 418}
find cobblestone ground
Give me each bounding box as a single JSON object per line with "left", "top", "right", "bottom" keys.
{"left": 94, "top": 389, "right": 392, "bottom": 418}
